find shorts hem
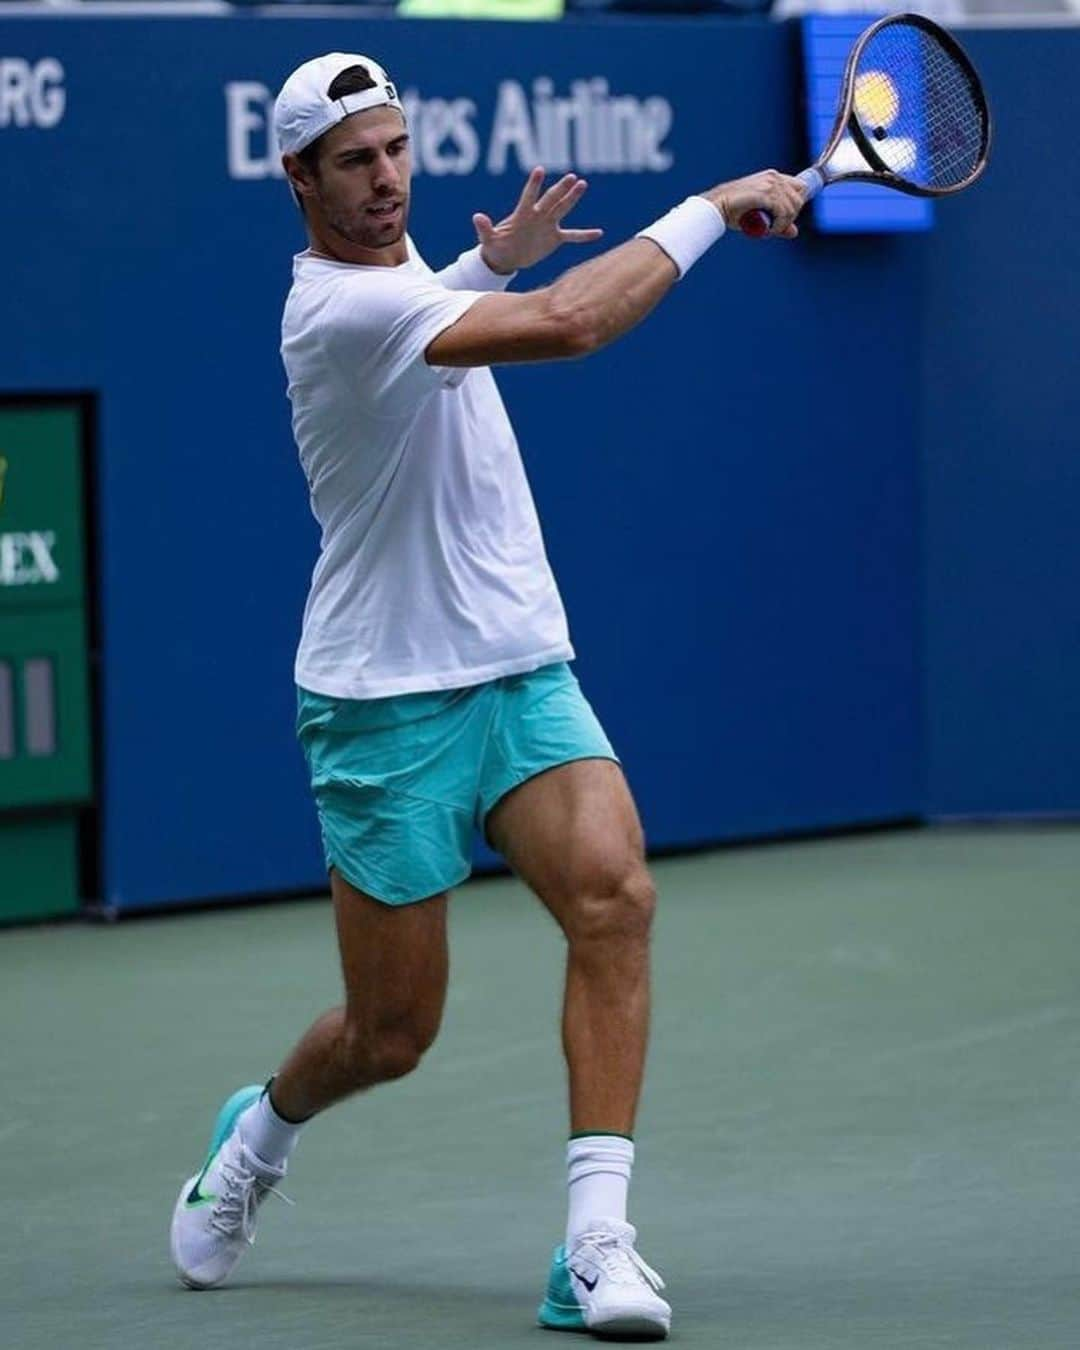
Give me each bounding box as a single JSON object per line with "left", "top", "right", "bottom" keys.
{"left": 326, "top": 855, "right": 472, "bottom": 907}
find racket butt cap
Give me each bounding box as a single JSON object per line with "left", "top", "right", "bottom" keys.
{"left": 741, "top": 210, "right": 771, "bottom": 238}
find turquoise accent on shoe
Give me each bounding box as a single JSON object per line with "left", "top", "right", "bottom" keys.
{"left": 538, "top": 1244, "right": 586, "bottom": 1331}
{"left": 210, "top": 1084, "right": 264, "bottom": 1155}
{"left": 198, "top": 1085, "right": 263, "bottom": 1177}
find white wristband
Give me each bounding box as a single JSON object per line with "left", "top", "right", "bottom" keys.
{"left": 635, "top": 196, "right": 726, "bottom": 279}
{"left": 455, "top": 245, "right": 517, "bottom": 291}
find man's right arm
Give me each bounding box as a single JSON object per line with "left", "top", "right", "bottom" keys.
{"left": 425, "top": 170, "right": 806, "bottom": 369}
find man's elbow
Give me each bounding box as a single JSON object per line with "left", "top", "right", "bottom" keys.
{"left": 543, "top": 293, "right": 603, "bottom": 359}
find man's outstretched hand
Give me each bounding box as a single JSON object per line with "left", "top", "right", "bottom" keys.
{"left": 475, "top": 167, "right": 603, "bottom": 275}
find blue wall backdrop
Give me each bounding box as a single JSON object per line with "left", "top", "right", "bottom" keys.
{"left": 921, "top": 29, "right": 1080, "bottom": 818}
{"left": 0, "top": 15, "right": 1074, "bottom": 910}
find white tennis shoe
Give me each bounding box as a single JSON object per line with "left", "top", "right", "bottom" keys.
{"left": 170, "top": 1085, "right": 292, "bottom": 1290}
{"left": 539, "top": 1218, "right": 672, "bottom": 1339}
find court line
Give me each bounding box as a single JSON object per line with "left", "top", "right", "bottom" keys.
{"left": 874, "top": 1005, "right": 1079, "bottom": 1062}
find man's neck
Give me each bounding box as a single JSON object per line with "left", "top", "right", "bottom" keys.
{"left": 306, "top": 226, "right": 407, "bottom": 268}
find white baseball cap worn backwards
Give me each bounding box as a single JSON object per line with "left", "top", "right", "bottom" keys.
{"left": 274, "top": 53, "right": 405, "bottom": 157}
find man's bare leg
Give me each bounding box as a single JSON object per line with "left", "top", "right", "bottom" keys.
{"left": 270, "top": 870, "right": 450, "bottom": 1122}
{"left": 487, "top": 758, "right": 670, "bottom": 1337}
{"left": 485, "top": 758, "right": 654, "bottom": 1136}
{"left": 170, "top": 871, "right": 449, "bottom": 1289}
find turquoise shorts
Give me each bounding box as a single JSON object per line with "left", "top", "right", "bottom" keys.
{"left": 296, "top": 662, "right": 618, "bottom": 905}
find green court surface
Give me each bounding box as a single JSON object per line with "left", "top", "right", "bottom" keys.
{"left": 3, "top": 825, "right": 1079, "bottom": 1349}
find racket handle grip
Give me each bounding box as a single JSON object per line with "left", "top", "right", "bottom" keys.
{"left": 741, "top": 167, "right": 825, "bottom": 238}
{"left": 741, "top": 209, "right": 772, "bottom": 239}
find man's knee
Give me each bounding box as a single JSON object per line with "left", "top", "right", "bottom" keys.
{"left": 341, "top": 1012, "right": 440, "bottom": 1087}
{"left": 563, "top": 862, "right": 657, "bottom": 948}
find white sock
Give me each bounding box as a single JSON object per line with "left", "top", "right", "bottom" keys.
{"left": 566, "top": 1134, "right": 634, "bottom": 1249}
{"left": 237, "top": 1083, "right": 305, "bottom": 1170}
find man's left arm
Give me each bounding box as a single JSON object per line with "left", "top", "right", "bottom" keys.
{"left": 435, "top": 168, "right": 602, "bottom": 293}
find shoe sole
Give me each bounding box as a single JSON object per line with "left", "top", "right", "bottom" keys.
{"left": 539, "top": 1301, "right": 669, "bottom": 1341}
{"left": 539, "top": 1317, "right": 669, "bottom": 1343}
{"left": 170, "top": 1084, "right": 264, "bottom": 1290}
{"left": 587, "top": 1313, "right": 670, "bottom": 1341}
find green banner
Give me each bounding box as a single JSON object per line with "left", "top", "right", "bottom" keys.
{"left": 0, "top": 402, "right": 92, "bottom": 817}
{"left": 0, "top": 406, "right": 86, "bottom": 614}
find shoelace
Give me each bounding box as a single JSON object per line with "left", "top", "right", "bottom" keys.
{"left": 209, "top": 1147, "right": 295, "bottom": 1244}
{"left": 577, "top": 1230, "right": 666, "bottom": 1293}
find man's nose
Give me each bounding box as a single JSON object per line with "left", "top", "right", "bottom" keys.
{"left": 372, "top": 154, "right": 401, "bottom": 193}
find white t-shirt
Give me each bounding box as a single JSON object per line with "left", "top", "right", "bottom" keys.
{"left": 281, "top": 238, "right": 574, "bottom": 699}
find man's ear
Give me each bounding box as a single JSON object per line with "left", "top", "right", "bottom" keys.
{"left": 282, "top": 153, "right": 314, "bottom": 202}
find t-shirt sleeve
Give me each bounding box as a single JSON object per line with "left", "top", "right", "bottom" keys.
{"left": 322, "top": 271, "right": 485, "bottom": 417}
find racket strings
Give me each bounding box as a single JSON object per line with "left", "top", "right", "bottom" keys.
{"left": 852, "top": 24, "right": 985, "bottom": 190}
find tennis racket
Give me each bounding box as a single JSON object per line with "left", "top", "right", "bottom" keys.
{"left": 742, "top": 12, "right": 991, "bottom": 238}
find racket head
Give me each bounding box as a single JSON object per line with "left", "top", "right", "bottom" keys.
{"left": 818, "top": 12, "right": 991, "bottom": 197}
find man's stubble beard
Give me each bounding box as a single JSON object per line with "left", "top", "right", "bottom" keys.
{"left": 323, "top": 193, "right": 410, "bottom": 251}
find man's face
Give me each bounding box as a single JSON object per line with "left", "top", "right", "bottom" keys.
{"left": 299, "top": 107, "right": 411, "bottom": 251}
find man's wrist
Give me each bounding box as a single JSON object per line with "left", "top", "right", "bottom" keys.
{"left": 701, "top": 191, "right": 730, "bottom": 226}
{"left": 479, "top": 246, "right": 518, "bottom": 278}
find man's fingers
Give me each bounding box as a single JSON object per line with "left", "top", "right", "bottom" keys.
{"left": 520, "top": 165, "right": 545, "bottom": 210}
{"left": 771, "top": 201, "right": 800, "bottom": 234}
{"left": 472, "top": 212, "right": 495, "bottom": 241}
{"left": 537, "top": 174, "right": 585, "bottom": 216}
{"left": 549, "top": 178, "right": 590, "bottom": 221}
{"left": 763, "top": 182, "right": 804, "bottom": 236}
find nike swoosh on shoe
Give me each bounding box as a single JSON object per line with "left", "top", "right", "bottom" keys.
{"left": 185, "top": 1167, "right": 217, "bottom": 1208}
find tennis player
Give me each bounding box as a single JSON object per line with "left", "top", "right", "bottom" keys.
{"left": 170, "top": 52, "right": 804, "bottom": 1339}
